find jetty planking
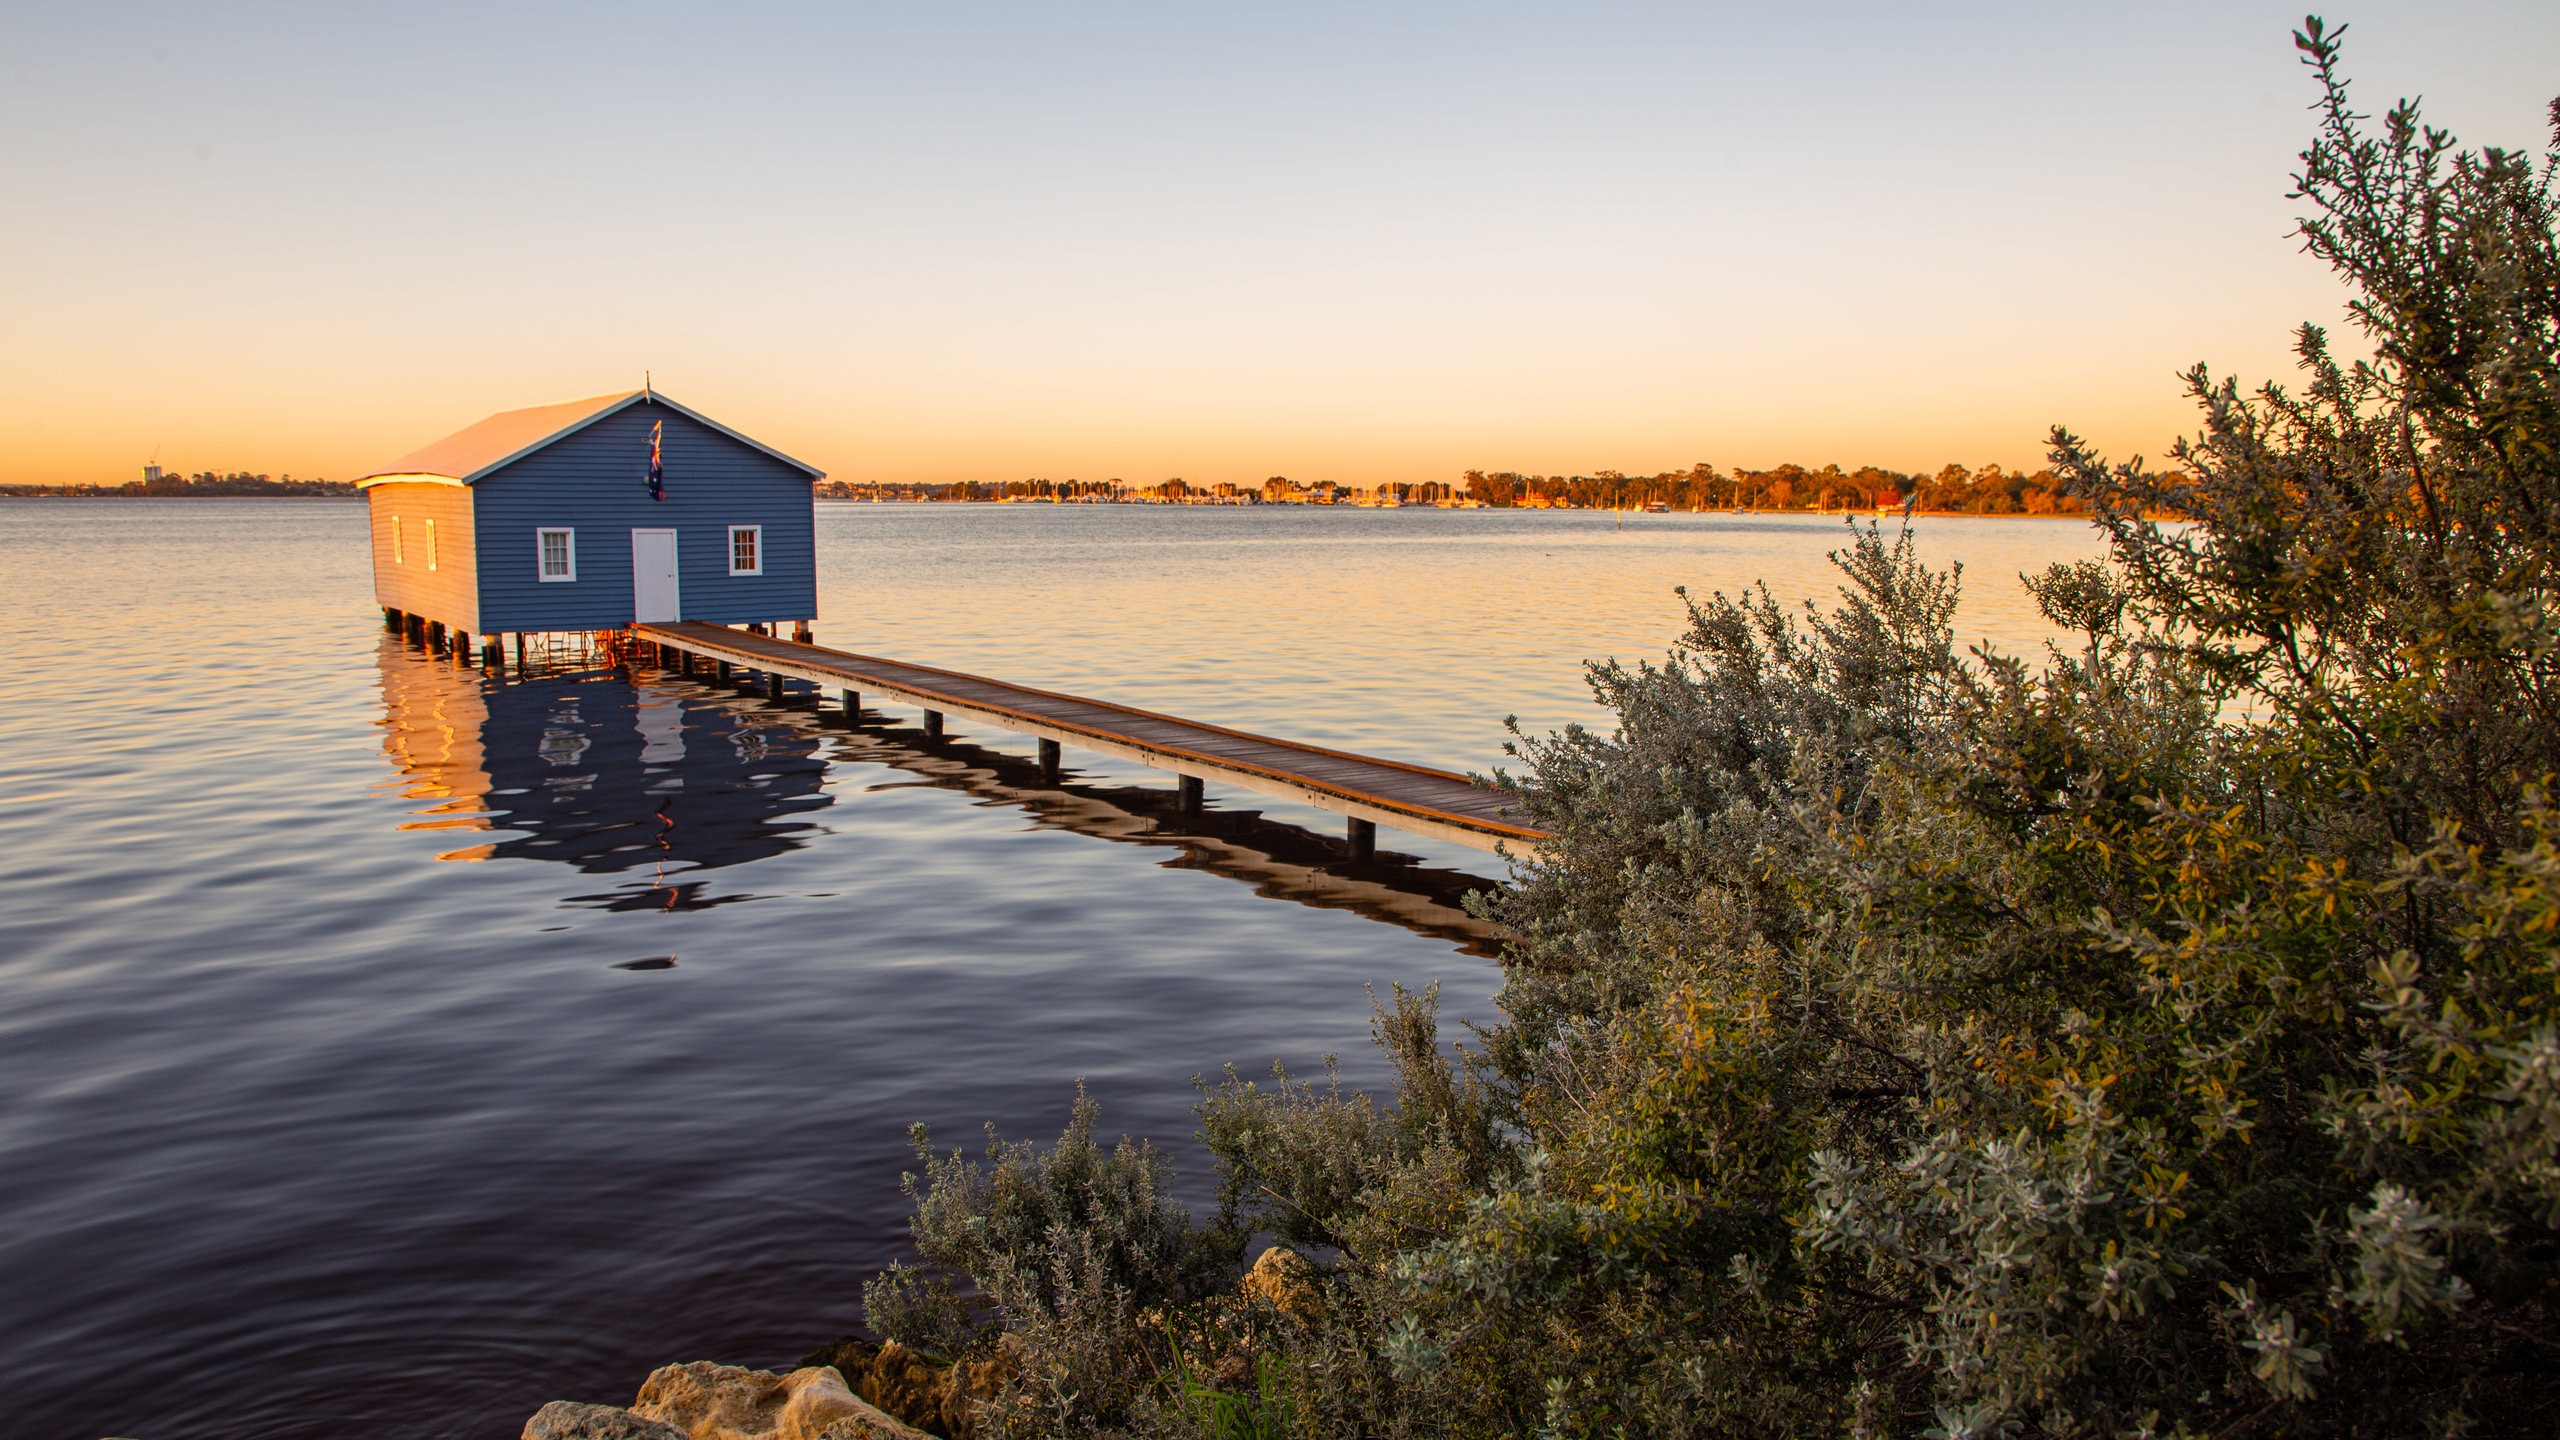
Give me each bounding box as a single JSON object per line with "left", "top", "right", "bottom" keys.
{"left": 634, "top": 621, "right": 1544, "bottom": 855}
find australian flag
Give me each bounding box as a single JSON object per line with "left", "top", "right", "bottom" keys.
{"left": 646, "top": 420, "right": 665, "bottom": 501}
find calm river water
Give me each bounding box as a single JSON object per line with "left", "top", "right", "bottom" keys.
{"left": 0, "top": 501, "right": 2102, "bottom": 1440}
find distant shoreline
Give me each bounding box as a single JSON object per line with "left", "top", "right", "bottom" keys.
{"left": 0, "top": 492, "right": 362, "bottom": 499}
{"left": 0, "top": 492, "right": 2098, "bottom": 519}
{"left": 809, "top": 498, "right": 2100, "bottom": 519}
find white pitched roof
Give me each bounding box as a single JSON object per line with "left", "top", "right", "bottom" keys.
{"left": 356, "top": 391, "right": 825, "bottom": 487}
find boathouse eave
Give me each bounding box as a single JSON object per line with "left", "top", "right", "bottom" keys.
{"left": 355, "top": 390, "right": 828, "bottom": 489}
{"left": 354, "top": 473, "right": 467, "bottom": 490}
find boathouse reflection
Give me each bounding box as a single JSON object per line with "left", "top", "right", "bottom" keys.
{"left": 375, "top": 638, "right": 830, "bottom": 902}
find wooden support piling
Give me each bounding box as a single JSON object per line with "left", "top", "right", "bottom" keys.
{"left": 427, "top": 621, "right": 445, "bottom": 651}
{"left": 841, "top": 689, "right": 860, "bottom": 726}
{"left": 1178, "top": 775, "right": 1204, "bottom": 813}
{"left": 513, "top": 633, "right": 527, "bottom": 671}
{"left": 384, "top": 608, "right": 402, "bottom": 632}
{"left": 454, "top": 630, "right": 470, "bottom": 665}
{"left": 1346, "top": 817, "right": 1376, "bottom": 861}
{"left": 1038, "top": 737, "right": 1061, "bottom": 780}
{"left": 767, "top": 671, "right": 785, "bottom": 703}
{"left": 923, "top": 709, "right": 944, "bottom": 742}
{"left": 716, "top": 659, "right": 732, "bottom": 684}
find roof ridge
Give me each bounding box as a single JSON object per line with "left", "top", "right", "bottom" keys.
{"left": 355, "top": 391, "right": 823, "bottom": 487}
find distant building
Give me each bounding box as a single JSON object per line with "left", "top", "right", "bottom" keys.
{"left": 357, "top": 390, "right": 823, "bottom": 639}
{"left": 142, "top": 465, "right": 161, "bottom": 484}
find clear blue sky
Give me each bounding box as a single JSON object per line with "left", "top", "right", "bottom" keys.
{"left": 2, "top": 2, "right": 2552, "bottom": 486}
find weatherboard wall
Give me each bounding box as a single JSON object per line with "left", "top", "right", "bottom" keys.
{"left": 469, "top": 402, "right": 818, "bottom": 633}
{"left": 369, "top": 482, "right": 481, "bottom": 633}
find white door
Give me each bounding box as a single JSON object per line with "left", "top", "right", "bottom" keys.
{"left": 631, "top": 529, "right": 680, "bottom": 622}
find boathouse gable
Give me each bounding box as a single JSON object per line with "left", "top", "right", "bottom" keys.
{"left": 358, "top": 391, "right": 821, "bottom": 638}
{"left": 468, "top": 404, "right": 819, "bottom": 634}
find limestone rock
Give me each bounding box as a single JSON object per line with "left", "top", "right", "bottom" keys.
{"left": 1240, "top": 1245, "right": 1322, "bottom": 1323}
{"left": 797, "top": 1336, "right": 1015, "bottom": 1439}
{"left": 522, "top": 1400, "right": 688, "bottom": 1440}
{"left": 629, "top": 1361, "right": 929, "bottom": 1440}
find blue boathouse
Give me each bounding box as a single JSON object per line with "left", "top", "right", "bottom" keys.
{"left": 358, "top": 390, "right": 823, "bottom": 644}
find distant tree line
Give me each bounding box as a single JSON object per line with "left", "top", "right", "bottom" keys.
{"left": 821, "top": 478, "right": 1262, "bottom": 503}
{"left": 814, "top": 466, "right": 2079, "bottom": 512}
{"left": 3, "top": 472, "right": 355, "bottom": 498}
{"left": 1462, "top": 460, "right": 2085, "bottom": 513}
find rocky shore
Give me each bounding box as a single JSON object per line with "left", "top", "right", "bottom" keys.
{"left": 519, "top": 1343, "right": 985, "bottom": 1440}
{"left": 517, "top": 1248, "right": 1319, "bottom": 1440}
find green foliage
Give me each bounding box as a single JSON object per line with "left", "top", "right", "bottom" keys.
{"left": 864, "top": 1088, "right": 1240, "bottom": 1434}
{"left": 871, "top": 23, "right": 2560, "bottom": 1437}
{"left": 1195, "top": 984, "right": 1507, "bottom": 1263}
{"left": 1163, "top": 1319, "right": 1295, "bottom": 1440}
{"left": 861, "top": 1259, "right": 978, "bottom": 1360}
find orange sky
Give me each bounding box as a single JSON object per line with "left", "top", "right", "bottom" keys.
{"left": 3, "top": 2, "right": 2552, "bottom": 489}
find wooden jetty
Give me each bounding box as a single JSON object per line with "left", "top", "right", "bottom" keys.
{"left": 633, "top": 621, "right": 1544, "bottom": 856}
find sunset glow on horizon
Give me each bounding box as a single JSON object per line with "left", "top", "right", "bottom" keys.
{"left": 3, "top": 1, "right": 2552, "bottom": 490}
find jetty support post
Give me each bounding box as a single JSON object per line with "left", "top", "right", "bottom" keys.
{"left": 793, "top": 621, "right": 813, "bottom": 644}
{"left": 767, "top": 671, "right": 785, "bottom": 704}
{"left": 427, "top": 621, "right": 445, "bottom": 651}
{"left": 1038, "top": 737, "right": 1060, "bottom": 781}
{"left": 383, "top": 607, "right": 402, "bottom": 633}
{"left": 513, "top": 633, "right": 527, "bottom": 672}
{"left": 454, "top": 630, "right": 470, "bottom": 665}
{"left": 1346, "top": 817, "right": 1376, "bottom": 861}
{"left": 1178, "top": 775, "right": 1204, "bottom": 813}
{"left": 715, "top": 659, "right": 732, "bottom": 685}
{"left": 923, "top": 709, "right": 944, "bottom": 742}
{"left": 840, "top": 689, "right": 860, "bottom": 727}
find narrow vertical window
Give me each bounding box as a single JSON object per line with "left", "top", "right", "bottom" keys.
{"left": 392, "top": 516, "right": 404, "bottom": 563}
{"left": 537, "top": 528, "right": 577, "bottom": 582}
{"left": 728, "top": 525, "right": 762, "bottom": 576}
{"left": 425, "top": 518, "right": 438, "bottom": 571}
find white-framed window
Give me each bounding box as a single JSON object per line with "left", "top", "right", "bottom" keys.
{"left": 728, "top": 525, "right": 762, "bottom": 576}
{"left": 536, "top": 527, "right": 577, "bottom": 582}
{"left": 391, "top": 516, "right": 404, "bottom": 564}
{"left": 425, "top": 518, "right": 438, "bottom": 571}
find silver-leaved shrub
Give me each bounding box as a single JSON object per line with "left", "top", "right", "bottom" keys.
{"left": 870, "top": 22, "right": 2560, "bottom": 1437}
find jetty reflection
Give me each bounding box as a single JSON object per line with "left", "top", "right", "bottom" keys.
{"left": 372, "top": 637, "right": 1507, "bottom": 952}
{"left": 827, "top": 719, "right": 1508, "bottom": 957}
